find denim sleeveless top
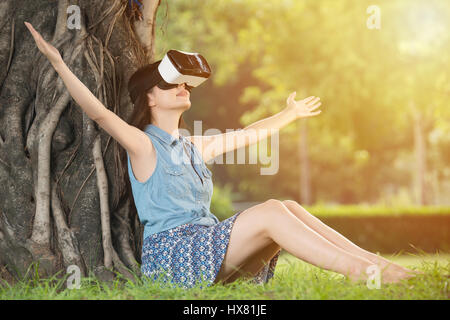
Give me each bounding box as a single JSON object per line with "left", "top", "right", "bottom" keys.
{"left": 127, "top": 124, "right": 220, "bottom": 240}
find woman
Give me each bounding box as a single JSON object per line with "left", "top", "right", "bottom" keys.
{"left": 25, "top": 22, "right": 416, "bottom": 289}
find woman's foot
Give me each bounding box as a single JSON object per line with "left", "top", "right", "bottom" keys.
{"left": 380, "top": 265, "right": 414, "bottom": 284}
{"left": 366, "top": 254, "right": 421, "bottom": 279}
{"left": 346, "top": 261, "right": 418, "bottom": 284}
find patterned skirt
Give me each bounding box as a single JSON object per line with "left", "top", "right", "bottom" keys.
{"left": 141, "top": 211, "right": 281, "bottom": 289}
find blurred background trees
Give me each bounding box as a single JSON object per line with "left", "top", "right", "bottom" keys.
{"left": 154, "top": 0, "right": 450, "bottom": 207}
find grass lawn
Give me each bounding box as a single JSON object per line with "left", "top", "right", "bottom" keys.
{"left": 0, "top": 252, "right": 448, "bottom": 300}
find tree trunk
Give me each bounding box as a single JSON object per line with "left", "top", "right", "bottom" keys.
{"left": 0, "top": 0, "right": 159, "bottom": 281}
{"left": 410, "top": 101, "right": 431, "bottom": 206}
{"left": 299, "top": 119, "right": 311, "bottom": 205}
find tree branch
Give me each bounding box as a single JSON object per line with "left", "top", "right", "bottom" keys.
{"left": 30, "top": 91, "right": 70, "bottom": 245}
{"left": 53, "top": 0, "right": 69, "bottom": 42}
{"left": 84, "top": 40, "right": 119, "bottom": 270}
{"left": 51, "top": 181, "right": 85, "bottom": 275}
{"left": 133, "top": 0, "right": 161, "bottom": 61}
{"left": 92, "top": 130, "right": 114, "bottom": 268}
{"left": 6, "top": 17, "right": 14, "bottom": 77}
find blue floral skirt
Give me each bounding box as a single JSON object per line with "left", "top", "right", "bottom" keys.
{"left": 141, "top": 211, "right": 281, "bottom": 289}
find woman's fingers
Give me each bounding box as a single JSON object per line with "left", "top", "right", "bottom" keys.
{"left": 24, "top": 22, "right": 39, "bottom": 40}
{"left": 25, "top": 22, "right": 40, "bottom": 43}
{"left": 306, "top": 97, "right": 320, "bottom": 106}
{"left": 308, "top": 102, "right": 322, "bottom": 111}
{"left": 303, "top": 96, "right": 316, "bottom": 104}
{"left": 25, "top": 22, "right": 63, "bottom": 64}
{"left": 287, "top": 92, "right": 299, "bottom": 106}
{"left": 24, "top": 22, "right": 47, "bottom": 50}
{"left": 308, "top": 110, "right": 322, "bottom": 116}
{"left": 288, "top": 93, "right": 323, "bottom": 117}
{"left": 24, "top": 21, "right": 33, "bottom": 31}
{"left": 288, "top": 91, "right": 296, "bottom": 102}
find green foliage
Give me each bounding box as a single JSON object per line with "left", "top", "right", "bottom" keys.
{"left": 210, "top": 183, "right": 235, "bottom": 221}
{"left": 154, "top": 0, "right": 450, "bottom": 205}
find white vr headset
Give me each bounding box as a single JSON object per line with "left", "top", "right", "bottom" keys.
{"left": 157, "top": 50, "right": 211, "bottom": 88}
{"left": 129, "top": 50, "right": 211, "bottom": 103}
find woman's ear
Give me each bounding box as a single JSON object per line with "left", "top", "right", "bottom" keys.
{"left": 147, "top": 90, "right": 156, "bottom": 108}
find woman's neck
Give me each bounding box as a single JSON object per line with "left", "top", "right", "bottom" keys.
{"left": 152, "top": 120, "right": 180, "bottom": 140}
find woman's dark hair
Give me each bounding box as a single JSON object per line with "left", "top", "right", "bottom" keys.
{"left": 119, "top": 61, "right": 187, "bottom": 248}
{"left": 126, "top": 61, "right": 187, "bottom": 131}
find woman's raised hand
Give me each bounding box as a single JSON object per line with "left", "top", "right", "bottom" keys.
{"left": 24, "top": 22, "right": 63, "bottom": 65}
{"left": 285, "top": 92, "right": 322, "bottom": 119}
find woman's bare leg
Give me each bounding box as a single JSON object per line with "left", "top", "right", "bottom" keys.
{"left": 214, "top": 199, "right": 402, "bottom": 284}
{"left": 281, "top": 200, "right": 414, "bottom": 275}
{"left": 218, "top": 242, "right": 281, "bottom": 284}
{"left": 214, "top": 203, "right": 281, "bottom": 284}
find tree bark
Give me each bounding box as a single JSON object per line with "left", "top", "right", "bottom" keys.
{"left": 0, "top": 0, "right": 160, "bottom": 281}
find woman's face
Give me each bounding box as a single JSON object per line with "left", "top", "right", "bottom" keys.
{"left": 147, "top": 82, "right": 191, "bottom": 111}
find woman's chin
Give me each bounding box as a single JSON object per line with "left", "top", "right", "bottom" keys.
{"left": 172, "top": 102, "right": 191, "bottom": 111}
{"left": 171, "top": 97, "right": 191, "bottom": 109}
{"left": 180, "top": 100, "right": 191, "bottom": 109}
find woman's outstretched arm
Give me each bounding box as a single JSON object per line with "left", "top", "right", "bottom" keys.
{"left": 189, "top": 92, "right": 322, "bottom": 163}
{"left": 24, "top": 22, "right": 148, "bottom": 156}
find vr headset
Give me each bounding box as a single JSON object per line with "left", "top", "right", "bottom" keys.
{"left": 159, "top": 50, "right": 211, "bottom": 89}
{"left": 129, "top": 50, "right": 211, "bottom": 103}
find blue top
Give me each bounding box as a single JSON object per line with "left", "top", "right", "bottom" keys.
{"left": 127, "top": 124, "right": 220, "bottom": 240}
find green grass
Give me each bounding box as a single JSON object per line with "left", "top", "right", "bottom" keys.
{"left": 1, "top": 253, "right": 448, "bottom": 300}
